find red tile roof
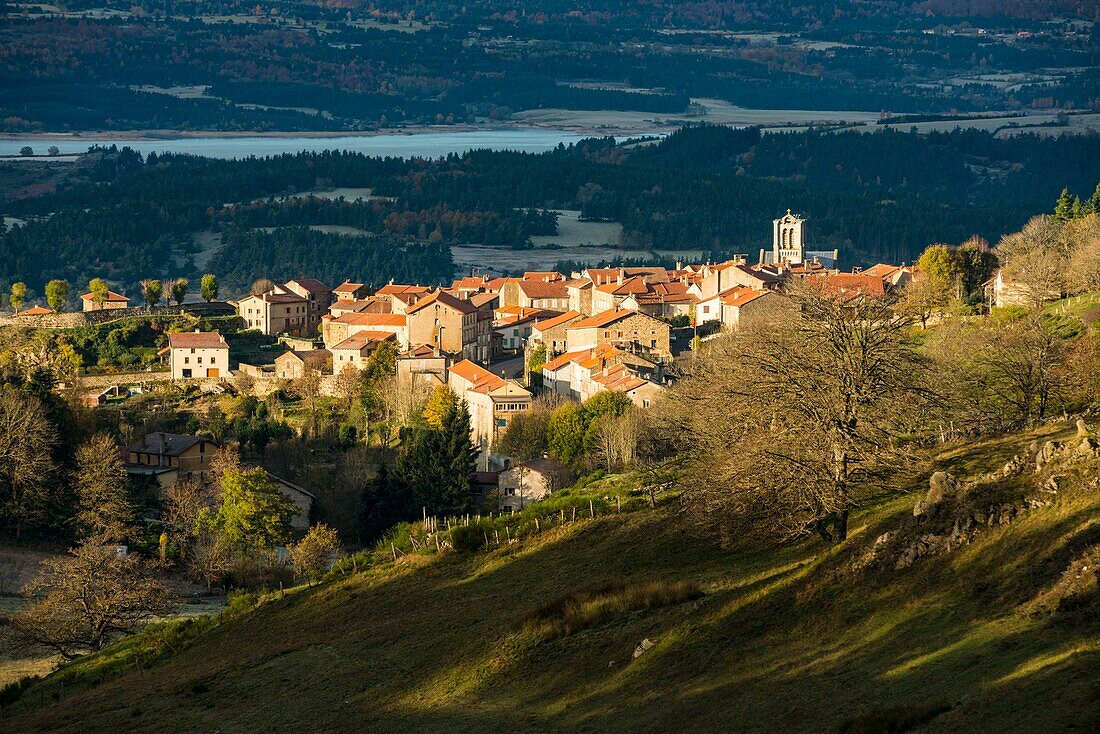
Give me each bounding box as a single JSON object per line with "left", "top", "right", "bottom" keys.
{"left": 333, "top": 280, "right": 366, "bottom": 293}
{"left": 331, "top": 331, "right": 396, "bottom": 351}
{"left": 532, "top": 310, "right": 583, "bottom": 332}
{"left": 14, "top": 306, "right": 55, "bottom": 316}
{"left": 568, "top": 308, "right": 639, "bottom": 330}
{"left": 518, "top": 280, "right": 569, "bottom": 299}
{"left": 406, "top": 289, "right": 478, "bottom": 315}
{"left": 81, "top": 289, "right": 128, "bottom": 302}
{"left": 169, "top": 331, "right": 228, "bottom": 349}
{"left": 331, "top": 312, "right": 407, "bottom": 327}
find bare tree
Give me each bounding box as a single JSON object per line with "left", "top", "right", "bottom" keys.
{"left": 10, "top": 542, "right": 174, "bottom": 659}
{"left": 591, "top": 409, "right": 640, "bottom": 472}
{"left": 163, "top": 477, "right": 214, "bottom": 560}
{"left": 662, "top": 281, "right": 929, "bottom": 546}
{"left": 294, "top": 366, "right": 323, "bottom": 438}
{"left": 0, "top": 388, "right": 58, "bottom": 537}
{"left": 75, "top": 434, "right": 137, "bottom": 543}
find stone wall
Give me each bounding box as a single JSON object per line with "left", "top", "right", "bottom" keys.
{"left": 0, "top": 302, "right": 237, "bottom": 330}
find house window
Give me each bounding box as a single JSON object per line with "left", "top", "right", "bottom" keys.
{"left": 197, "top": 356, "right": 203, "bottom": 364}
{"left": 184, "top": 357, "right": 190, "bottom": 364}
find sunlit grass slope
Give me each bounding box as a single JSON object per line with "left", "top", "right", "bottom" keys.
{"left": 3, "top": 423, "right": 1097, "bottom": 733}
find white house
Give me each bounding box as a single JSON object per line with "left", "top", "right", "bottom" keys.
{"left": 168, "top": 331, "right": 229, "bottom": 380}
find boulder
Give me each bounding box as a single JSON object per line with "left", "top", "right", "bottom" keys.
{"left": 915, "top": 472, "right": 955, "bottom": 516}
{"left": 633, "top": 638, "right": 655, "bottom": 659}
{"left": 1077, "top": 419, "right": 1091, "bottom": 438}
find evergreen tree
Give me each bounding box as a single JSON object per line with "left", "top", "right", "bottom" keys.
{"left": 1084, "top": 183, "right": 1100, "bottom": 216}
{"left": 1053, "top": 187, "right": 1079, "bottom": 221}
{"left": 439, "top": 399, "right": 478, "bottom": 515}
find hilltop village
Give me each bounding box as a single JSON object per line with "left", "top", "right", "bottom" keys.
{"left": 3, "top": 212, "right": 915, "bottom": 487}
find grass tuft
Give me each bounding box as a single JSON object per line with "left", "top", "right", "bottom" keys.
{"left": 838, "top": 701, "right": 952, "bottom": 733}
{"left": 518, "top": 580, "right": 703, "bottom": 641}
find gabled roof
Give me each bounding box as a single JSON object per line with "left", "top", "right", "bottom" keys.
{"left": 330, "top": 312, "right": 407, "bottom": 327}
{"left": 495, "top": 308, "right": 559, "bottom": 328}
{"left": 532, "top": 310, "right": 583, "bottom": 332}
{"left": 595, "top": 276, "right": 650, "bottom": 296}
{"left": 522, "top": 271, "right": 565, "bottom": 282}
{"left": 814, "top": 273, "right": 888, "bottom": 297}
{"left": 333, "top": 280, "right": 366, "bottom": 293}
{"left": 720, "top": 287, "right": 772, "bottom": 308}
{"left": 377, "top": 284, "right": 430, "bottom": 297}
{"left": 450, "top": 275, "right": 489, "bottom": 290}
{"left": 567, "top": 308, "right": 641, "bottom": 330}
{"left": 517, "top": 280, "right": 569, "bottom": 299}
{"left": 407, "top": 289, "right": 478, "bottom": 315}
{"left": 286, "top": 278, "right": 330, "bottom": 294}
{"left": 168, "top": 331, "right": 228, "bottom": 349}
{"left": 400, "top": 344, "right": 445, "bottom": 359}
{"left": 331, "top": 331, "right": 396, "bottom": 351}
{"left": 468, "top": 292, "right": 499, "bottom": 309}
{"left": 14, "top": 306, "right": 55, "bottom": 316}
{"left": 450, "top": 359, "right": 531, "bottom": 397}
{"left": 542, "top": 344, "right": 622, "bottom": 373}
{"left": 127, "top": 432, "right": 215, "bottom": 457}
{"left": 484, "top": 277, "right": 518, "bottom": 292}
{"left": 278, "top": 348, "right": 331, "bottom": 366}
{"left": 81, "top": 289, "right": 128, "bottom": 302}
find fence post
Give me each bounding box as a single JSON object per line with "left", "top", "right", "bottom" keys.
{"left": 572, "top": 506, "right": 577, "bottom": 523}
{"left": 535, "top": 517, "right": 541, "bottom": 532}
{"left": 617, "top": 496, "right": 621, "bottom": 513}
{"left": 589, "top": 499, "right": 594, "bottom": 518}
{"left": 391, "top": 543, "right": 396, "bottom": 561}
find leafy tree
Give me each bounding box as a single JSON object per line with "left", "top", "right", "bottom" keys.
{"left": 290, "top": 523, "right": 341, "bottom": 583}
{"left": 9, "top": 282, "right": 27, "bottom": 312}
{"left": 209, "top": 467, "right": 296, "bottom": 550}
{"left": 547, "top": 402, "right": 587, "bottom": 465}
{"left": 496, "top": 408, "right": 551, "bottom": 460}
{"left": 45, "top": 279, "right": 69, "bottom": 311}
{"left": 19, "top": 146, "right": 32, "bottom": 156}
{"left": 527, "top": 343, "right": 547, "bottom": 375}
{"left": 170, "top": 278, "right": 189, "bottom": 305}
{"left": 422, "top": 385, "right": 457, "bottom": 429}
{"left": 75, "top": 434, "right": 137, "bottom": 543}
{"left": 10, "top": 542, "right": 174, "bottom": 659}
{"left": 87, "top": 278, "right": 109, "bottom": 308}
{"left": 140, "top": 278, "right": 162, "bottom": 308}
{"left": 200, "top": 273, "right": 219, "bottom": 302}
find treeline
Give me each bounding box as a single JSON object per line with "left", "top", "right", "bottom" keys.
{"left": 206, "top": 228, "right": 455, "bottom": 290}
{"left": 226, "top": 198, "right": 557, "bottom": 248}
{"left": 2, "top": 127, "right": 1095, "bottom": 292}
{"left": 2, "top": 9, "right": 1094, "bottom": 133}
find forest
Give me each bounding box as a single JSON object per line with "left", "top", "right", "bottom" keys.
{"left": 1, "top": 125, "right": 1097, "bottom": 294}
{"left": 1, "top": 2, "right": 1095, "bottom": 133}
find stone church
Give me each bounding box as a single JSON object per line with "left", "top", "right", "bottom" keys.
{"left": 759, "top": 209, "right": 839, "bottom": 268}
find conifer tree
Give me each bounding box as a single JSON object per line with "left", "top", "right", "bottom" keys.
{"left": 1053, "top": 187, "right": 1079, "bottom": 221}
{"left": 1084, "top": 183, "right": 1100, "bottom": 216}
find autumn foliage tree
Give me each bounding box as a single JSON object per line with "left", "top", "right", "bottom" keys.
{"left": 662, "top": 281, "right": 930, "bottom": 546}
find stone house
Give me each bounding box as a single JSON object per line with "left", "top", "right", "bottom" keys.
{"left": 168, "top": 330, "right": 229, "bottom": 379}
{"left": 331, "top": 331, "right": 395, "bottom": 372}
{"left": 124, "top": 432, "right": 220, "bottom": 486}
{"left": 332, "top": 280, "right": 370, "bottom": 301}
{"left": 529, "top": 310, "right": 584, "bottom": 355}
{"left": 499, "top": 279, "right": 570, "bottom": 311}
{"left": 498, "top": 458, "right": 570, "bottom": 513}
{"left": 236, "top": 288, "right": 310, "bottom": 336}
{"left": 406, "top": 290, "right": 483, "bottom": 361}
{"left": 396, "top": 345, "right": 449, "bottom": 388}
{"left": 322, "top": 312, "right": 408, "bottom": 350}
{"left": 448, "top": 359, "right": 532, "bottom": 470}
{"left": 283, "top": 278, "right": 332, "bottom": 337}
{"left": 566, "top": 308, "right": 671, "bottom": 359}
{"left": 81, "top": 289, "right": 129, "bottom": 312}
{"left": 274, "top": 348, "right": 332, "bottom": 380}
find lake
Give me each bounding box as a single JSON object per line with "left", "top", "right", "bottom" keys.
{"left": 0, "top": 129, "right": 592, "bottom": 160}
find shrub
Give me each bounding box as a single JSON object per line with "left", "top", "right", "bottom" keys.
{"left": 450, "top": 522, "right": 490, "bottom": 553}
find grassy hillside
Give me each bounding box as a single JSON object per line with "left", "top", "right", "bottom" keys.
{"left": 2, "top": 423, "right": 1098, "bottom": 733}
